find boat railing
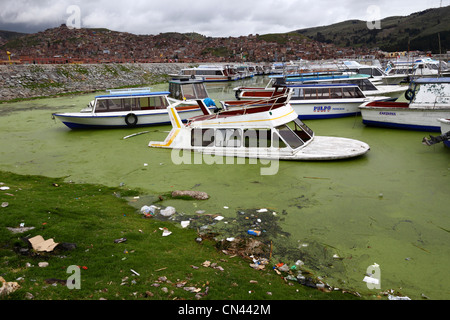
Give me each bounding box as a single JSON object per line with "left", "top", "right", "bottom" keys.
{"left": 107, "top": 87, "right": 152, "bottom": 94}
{"left": 224, "top": 93, "right": 290, "bottom": 112}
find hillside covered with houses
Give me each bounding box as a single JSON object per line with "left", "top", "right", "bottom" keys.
{"left": 1, "top": 24, "right": 379, "bottom": 64}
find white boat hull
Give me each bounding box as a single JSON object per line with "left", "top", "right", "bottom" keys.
{"left": 290, "top": 99, "right": 365, "bottom": 119}
{"left": 359, "top": 103, "right": 450, "bottom": 132}
{"left": 172, "top": 136, "right": 369, "bottom": 161}
{"left": 53, "top": 108, "right": 210, "bottom": 129}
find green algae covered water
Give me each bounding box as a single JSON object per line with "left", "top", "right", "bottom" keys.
{"left": 1, "top": 77, "right": 449, "bottom": 300}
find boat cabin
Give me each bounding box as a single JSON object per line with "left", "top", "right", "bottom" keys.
{"left": 92, "top": 89, "right": 170, "bottom": 113}
{"left": 407, "top": 77, "right": 450, "bottom": 107}
{"left": 168, "top": 79, "right": 209, "bottom": 101}
{"left": 288, "top": 84, "right": 366, "bottom": 100}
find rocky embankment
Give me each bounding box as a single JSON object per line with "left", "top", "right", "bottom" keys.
{"left": 0, "top": 63, "right": 191, "bottom": 102}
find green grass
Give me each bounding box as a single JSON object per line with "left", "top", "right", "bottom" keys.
{"left": 0, "top": 171, "right": 359, "bottom": 301}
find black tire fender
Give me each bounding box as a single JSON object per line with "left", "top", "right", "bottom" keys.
{"left": 235, "top": 89, "right": 241, "bottom": 100}
{"left": 125, "top": 113, "right": 138, "bottom": 126}
{"left": 404, "top": 89, "right": 415, "bottom": 101}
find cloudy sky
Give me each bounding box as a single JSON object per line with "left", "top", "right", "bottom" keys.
{"left": 0, "top": 0, "right": 447, "bottom": 37}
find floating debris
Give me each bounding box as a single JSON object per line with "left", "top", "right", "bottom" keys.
{"left": 172, "top": 190, "right": 209, "bottom": 200}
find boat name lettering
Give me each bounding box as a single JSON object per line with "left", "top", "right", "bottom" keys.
{"left": 379, "top": 111, "right": 396, "bottom": 116}
{"left": 313, "top": 106, "right": 331, "bottom": 112}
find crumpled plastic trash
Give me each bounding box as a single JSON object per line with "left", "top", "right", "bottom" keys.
{"left": 388, "top": 294, "right": 411, "bottom": 300}
{"left": 159, "top": 227, "right": 172, "bottom": 236}
{"left": 140, "top": 205, "right": 157, "bottom": 216}
{"left": 160, "top": 206, "right": 176, "bottom": 217}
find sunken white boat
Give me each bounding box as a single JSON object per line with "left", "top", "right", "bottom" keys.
{"left": 149, "top": 94, "right": 370, "bottom": 161}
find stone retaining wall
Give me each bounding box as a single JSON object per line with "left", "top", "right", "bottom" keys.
{"left": 0, "top": 63, "right": 192, "bottom": 102}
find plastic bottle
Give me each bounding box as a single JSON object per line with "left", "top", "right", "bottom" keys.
{"left": 247, "top": 230, "right": 261, "bottom": 236}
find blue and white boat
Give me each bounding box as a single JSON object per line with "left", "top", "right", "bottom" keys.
{"left": 52, "top": 80, "right": 216, "bottom": 130}
{"left": 284, "top": 83, "right": 390, "bottom": 120}
{"left": 359, "top": 78, "right": 450, "bottom": 132}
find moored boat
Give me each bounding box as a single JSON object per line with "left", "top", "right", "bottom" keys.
{"left": 234, "top": 82, "right": 391, "bottom": 120}
{"left": 52, "top": 80, "right": 217, "bottom": 130}
{"left": 148, "top": 94, "right": 370, "bottom": 161}
{"left": 285, "top": 83, "right": 391, "bottom": 120}
{"left": 170, "top": 65, "right": 240, "bottom": 82}
{"left": 359, "top": 78, "right": 450, "bottom": 132}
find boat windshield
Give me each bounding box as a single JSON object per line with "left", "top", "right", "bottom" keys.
{"left": 95, "top": 95, "right": 168, "bottom": 112}
{"left": 275, "top": 118, "right": 313, "bottom": 149}
{"left": 169, "top": 82, "right": 209, "bottom": 100}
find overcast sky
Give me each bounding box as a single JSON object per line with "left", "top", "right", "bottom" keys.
{"left": 0, "top": 0, "right": 447, "bottom": 37}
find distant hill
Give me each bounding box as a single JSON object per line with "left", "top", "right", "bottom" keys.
{"left": 0, "top": 30, "right": 28, "bottom": 46}
{"left": 1, "top": 24, "right": 371, "bottom": 63}
{"left": 294, "top": 6, "right": 450, "bottom": 53}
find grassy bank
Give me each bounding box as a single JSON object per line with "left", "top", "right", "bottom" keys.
{"left": 0, "top": 171, "right": 359, "bottom": 301}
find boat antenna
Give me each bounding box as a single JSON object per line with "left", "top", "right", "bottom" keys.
{"left": 438, "top": 0, "right": 443, "bottom": 77}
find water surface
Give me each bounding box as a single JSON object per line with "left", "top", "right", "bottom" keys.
{"left": 0, "top": 77, "right": 448, "bottom": 299}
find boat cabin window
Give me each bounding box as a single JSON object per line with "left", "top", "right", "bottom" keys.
{"left": 190, "top": 128, "right": 272, "bottom": 148}
{"left": 139, "top": 96, "right": 168, "bottom": 110}
{"left": 170, "top": 82, "right": 209, "bottom": 100}
{"left": 95, "top": 98, "right": 136, "bottom": 112}
{"left": 215, "top": 129, "right": 242, "bottom": 147}
{"left": 182, "top": 69, "right": 223, "bottom": 76}
{"left": 292, "top": 86, "right": 364, "bottom": 100}
{"left": 191, "top": 129, "right": 215, "bottom": 147}
{"left": 193, "top": 83, "right": 208, "bottom": 99}
{"left": 243, "top": 129, "right": 271, "bottom": 148}
{"left": 95, "top": 95, "right": 168, "bottom": 112}
{"left": 276, "top": 119, "right": 313, "bottom": 149}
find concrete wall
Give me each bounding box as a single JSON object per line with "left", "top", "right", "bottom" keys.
{"left": 0, "top": 63, "right": 192, "bottom": 102}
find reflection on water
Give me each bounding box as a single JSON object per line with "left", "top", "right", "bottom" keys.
{"left": 0, "top": 76, "right": 449, "bottom": 299}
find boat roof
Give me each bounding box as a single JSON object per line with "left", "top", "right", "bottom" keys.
{"left": 95, "top": 91, "right": 170, "bottom": 99}
{"left": 285, "top": 83, "right": 360, "bottom": 88}
{"left": 414, "top": 77, "right": 450, "bottom": 84}
{"left": 169, "top": 79, "right": 204, "bottom": 85}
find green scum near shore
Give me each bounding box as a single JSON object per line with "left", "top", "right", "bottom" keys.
{"left": 0, "top": 171, "right": 359, "bottom": 300}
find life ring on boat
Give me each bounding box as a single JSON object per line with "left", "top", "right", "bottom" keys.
{"left": 235, "top": 89, "right": 241, "bottom": 100}
{"left": 404, "top": 89, "right": 415, "bottom": 101}
{"left": 125, "top": 113, "right": 138, "bottom": 126}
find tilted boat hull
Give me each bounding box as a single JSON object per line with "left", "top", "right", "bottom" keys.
{"left": 184, "top": 136, "right": 370, "bottom": 161}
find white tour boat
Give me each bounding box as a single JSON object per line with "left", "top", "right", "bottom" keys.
{"left": 170, "top": 65, "right": 240, "bottom": 82}
{"left": 232, "top": 83, "right": 391, "bottom": 120}
{"left": 148, "top": 94, "right": 370, "bottom": 161}
{"left": 359, "top": 78, "right": 450, "bottom": 132}
{"left": 52, "top": 80, "right": 217, "bottom": 130}
{"left": 235, "top": 73, "right": 406, "bottom": 102}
